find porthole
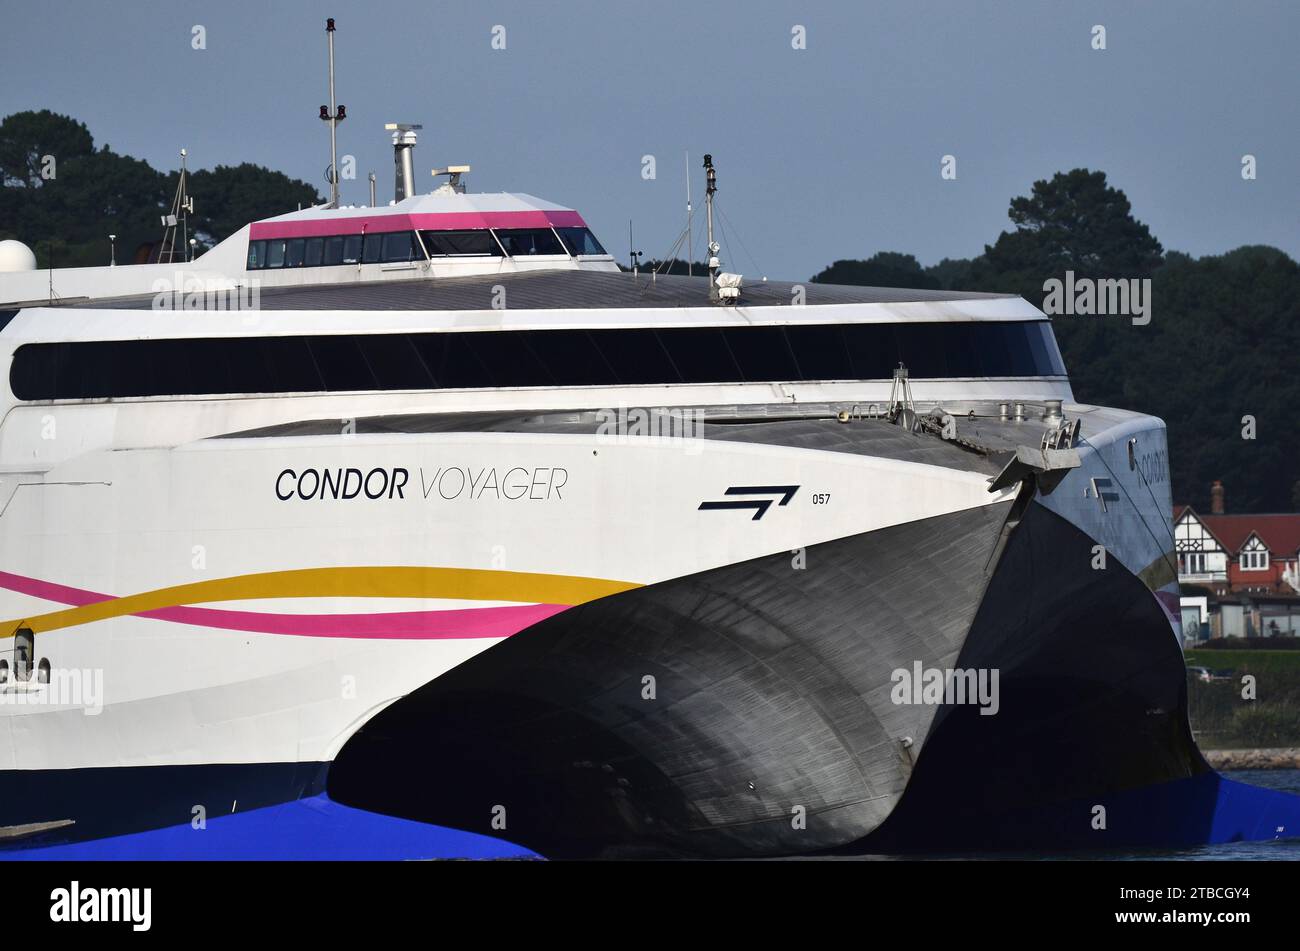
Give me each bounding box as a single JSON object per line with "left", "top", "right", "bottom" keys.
{"left": 14, "top": 627, "right": 34, "bottom": 682}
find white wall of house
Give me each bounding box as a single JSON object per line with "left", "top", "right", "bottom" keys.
{"left": 1175, "top": 513, "right": 1228, "bottom": 582}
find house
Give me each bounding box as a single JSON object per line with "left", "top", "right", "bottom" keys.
{"left": 1174, "top": 483, "right": 1300, "bottom": 597}
{"left": 1174, "top": 481, "right": 1300, "bottom": 641}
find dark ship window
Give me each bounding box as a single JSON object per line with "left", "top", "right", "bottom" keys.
{"left": 264, "top": 240, "right": 286, "bottom": 268}
{"left": 246, "top": 240, "right": 266, "bottom": 269}
{"left": 382, "top": 232, "right": 424, "bottom": 263}
{"left": 555, "top": 228, "right": 607, "bottom": 256}
{"left": 494, "top": 229, "right": 566, "bottom": 256}
{"left": 304, "top": 237, "right": 325, "bottom": 267}
{"left": 421, "top": 230, "right": 502, "bottom": 257}
{"left": 322, "top": 236, "right": 344, "bottom": 266}
{"left": 9, "top": 321, "right": 1068, "bottom": 400}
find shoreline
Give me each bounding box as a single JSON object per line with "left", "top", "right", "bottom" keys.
{"left": 1202, "top": 748, "right": 1300, "bottom": 770}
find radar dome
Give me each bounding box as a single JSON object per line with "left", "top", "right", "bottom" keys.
{"left": 0, "top": 240, "right": 37, "bottom": 273}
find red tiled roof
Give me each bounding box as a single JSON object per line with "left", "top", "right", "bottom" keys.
{"left": 1173, "top": 504, "right": 1190, "bottom": 523}
{"left": 1198, "top": 513, "right": 1300, "bottom": 556}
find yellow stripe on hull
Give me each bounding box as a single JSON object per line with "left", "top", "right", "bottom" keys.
{"left": 2, "top": 566, "right": 640, "bottom": 638}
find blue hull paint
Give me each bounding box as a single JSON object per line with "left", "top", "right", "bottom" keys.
{"left": 5, "top": 774, "right": 1294, "bottom": 859}
{"left": 856, "top": 771, "right": 1300, "bottom": 854}
{"left": 1092, "top": 772, "right": 1300, "bottom": 850}
{"left": 1, "top": 794, "right": 536, "bottom": 861}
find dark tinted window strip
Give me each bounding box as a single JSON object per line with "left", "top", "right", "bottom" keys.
{"left": 8, "top": 321, "right": 1066, "bottom": 401}
{"left": 247, "top": 226, "right": 606, "bottom": 269}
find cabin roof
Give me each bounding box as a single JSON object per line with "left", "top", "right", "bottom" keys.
{"left": 250, "top": 192, "right": 584, "bottom": 240}
{"left": 79, "top": 268, "right": 1024, "bottom": 312}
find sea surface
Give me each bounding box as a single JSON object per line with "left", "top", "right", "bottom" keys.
{"left": 818, "top": 770, "right": 1300, "bottom": 861}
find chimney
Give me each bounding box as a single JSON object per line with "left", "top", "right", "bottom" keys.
{"left": 385, "top": 123, "right": 422, "bottom": 202}
{"left": 1210, "top": 480, "right": 1225, "bottom": 515}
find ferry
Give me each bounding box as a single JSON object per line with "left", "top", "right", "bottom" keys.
{"left": 1, "top": 33, "right": 1297, "bottom": 861}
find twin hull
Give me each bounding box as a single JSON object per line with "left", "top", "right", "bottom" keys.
{"left": 0, "top": 409, "right": 1187, "bottom": 855}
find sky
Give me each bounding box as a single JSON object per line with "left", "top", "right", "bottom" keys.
{"left": 0, "top": 0, "right": 1295, "bottom": 280}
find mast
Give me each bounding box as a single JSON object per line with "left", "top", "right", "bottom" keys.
{"left": 703, "top": 153, "right": 718, "bottom": 301}
{"left": 320, "top": 18, "right": 347, "bottom": 208}
{"left": 158, "top": 148, "right": 192, "bottom": 264}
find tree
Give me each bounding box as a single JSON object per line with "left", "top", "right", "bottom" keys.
{"left": 811, "top": 252, "right": 939, "bottom": 289}
{"left": 806, "top": 169, "right": 1298, "bottom": 514}
{"left": 969, "top": 168, "right": 1164, "bottom": 303}
{"left": 0, "top": 110, "right": 94, "bottom": 188}
{"left": 618, "top": 258, "right": 711, "bottom": 275}
{"left": 182, "top": 163, "right": 322, "bottom": 247}
{"left": 0, "top": 110, "right": 321, "bottom": 267}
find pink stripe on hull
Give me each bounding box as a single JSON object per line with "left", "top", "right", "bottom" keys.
{"left": 134, "top": 602, "right": 566, "bottom": 639}
{"left": 0, "top": 570, "right": 564, "bottom": 640}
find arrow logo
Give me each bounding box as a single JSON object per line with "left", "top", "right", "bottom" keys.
{"left": 1090, "top": 476, "right": 1120, "bottom": 512}
{"left": 698, "top": 485, "right": 800, "bottom": 521}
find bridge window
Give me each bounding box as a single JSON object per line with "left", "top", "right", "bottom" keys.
{"left": 304, "top": 237, "right": 324, "bottom": 267}
{"left": 382, "top": 232, "right": 424, "bottom": 263}
{"left": 555, "top": 227, "right": 606, "bottom": 256}
{"left": 494, "top": 228, "right": 565, "bottom": 256}
{"left": 248, "top": 228, "right": 532, "bottom": 267}
{"left": 246, "top": 240, "right": 266, "bottom": 269}
{"left": 264, "top": 239, "right": 286, "bottom": 268}
{"left": 420, "top": 230, "right": 502, "bottom": 257}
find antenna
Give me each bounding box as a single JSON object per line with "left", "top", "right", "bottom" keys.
{"left": 431, "top": 165, "right": 471, "bottom": 194}
{"left": 368, "top": 171, "right": 376, "bottom": 206}
{"left": 628, "top": 220, "right": 642, "bottom": 275}
{"left": 158, "top": 148, "right": 193, "bottom": 264}
{"left": 703, "top": 153, "right": 718, "bottom": 301}
{"left": 685, "top": 151, "right": 693, "bottom": 277}
{"left": 319, "top": 18, "right": 347, "bottom": 207}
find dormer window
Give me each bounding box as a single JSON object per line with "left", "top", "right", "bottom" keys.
{"left": 1240, "top": 536, "right": 1269, "bottom": 571}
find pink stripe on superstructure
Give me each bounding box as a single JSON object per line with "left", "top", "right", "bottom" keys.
{"left": 0, "top": 570, "right": 564, "bottom": 640}
{"left": 249, "top": 209, "right": 586, "bottom": 241}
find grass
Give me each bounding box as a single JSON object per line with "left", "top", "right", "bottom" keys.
{"left": 1184, "top": 651, "right": 1300, "bottom": 749}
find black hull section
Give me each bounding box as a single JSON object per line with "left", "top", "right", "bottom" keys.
{"left": 0, "top": 762, "right": 327, "bottom": 849}
{"left": 330, "top": 502, "right": 1012, "bottom": 858}
{"left": 858, "top": 500, "right": 1207, "bottom": 852}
